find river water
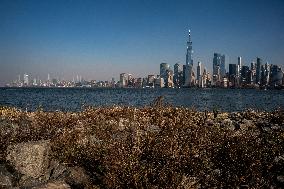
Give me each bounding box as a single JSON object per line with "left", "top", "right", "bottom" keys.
{"left": 0, "top": 87, "right": 283, "bottom": 112}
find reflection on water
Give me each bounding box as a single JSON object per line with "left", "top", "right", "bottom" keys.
{"left": 0, "top": 88, "right": 283, "bottom": 112}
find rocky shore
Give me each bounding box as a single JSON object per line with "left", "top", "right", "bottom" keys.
{"left": 0, "top": 106, "right": 283, "bottom": 188}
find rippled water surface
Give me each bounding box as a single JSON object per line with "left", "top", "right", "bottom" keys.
{"left": 0, "top": 88, "right": 283, "bottom": 112}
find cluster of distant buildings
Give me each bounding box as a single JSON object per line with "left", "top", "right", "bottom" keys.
{"left": 7, "top": 29, "right": 284, "bottom": 89}
{"left": 119, "top": 30, "right": 284, "bottom": 89}
{"left": 8, "top": 74, "right": 116, "bottom": 88}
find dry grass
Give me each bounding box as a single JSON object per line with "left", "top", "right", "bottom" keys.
{"left": 0, "top": 105, "right": 283, "bottom": 188}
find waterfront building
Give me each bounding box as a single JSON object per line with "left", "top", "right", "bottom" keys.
{"left": 220, "top": 55, "right": 226, "bottom": 77}
{"left": 229, "top": 64, "right": 237, "bottom": 77}
{"left": 174, "top": 63, "right": 183, "bottom": 87}
{"left": 256, "top": 57, "right": 262, "bottom": 84}
{"left": 184, "top": 30, "right": 195, "bottom": 87}
{"left": 182, "top": 65, "right": 186, "bottom": 86}
{"left": 127, "top": 74, "right": 134, "bottom": 87}
{"left": 229, "top": 64, "right": 238, "bottom": 87}
{"left": 23, "top": 73, "right": 29, "bottom": 86}
{"left": 135, "top": 78, "right": 143, "bottom": 88}
{"left": 165, "top": 70, "right": 174, "bottom": 88}
{"left": 200, "top": 68, "right": 211, "bottom": 88}
{"left": 250, "top": 62, "right": 256, "bottom": 84}
{"left": 241, "top": 66, "right": 250, "bottom": 84}
{"left": 221, "top": 77, "right": 228, "bottom": 88}
{"left": 33, "top": 78, "right": 37, "bottom": 86}
{"left": 237, "top": 57, "right": 242, "bottom": 75}
{"left": 213, "top": 53, "right": 226, "bottom": 80}
{"left": 154, "top": 76, "right": 165, "bottom": 88}
{"left": 270, "top": 65, "right": 283, "bottom": 86}
{"left": 160, "top": 63, "right": 170, "bottom": 82}
{"left": 261, "top": 62, "right": 270, "bottom": 86}
{"left": 147, "top": 75, "right": 155, "bottom": 87}
{"left": 142, "top": 78, "right": 147, "bottom": 88}
{"left": 197, "top": 62, "right": 202, "bottom": 86}
{"left": 119, "top": 73, "right": 128, "bottom": 87}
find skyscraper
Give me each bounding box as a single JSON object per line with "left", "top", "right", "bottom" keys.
{"left": 174, "top": 63, "right": 183, "bottom": 87}
{"left": 270, "top": 65, "right": 283, "bottom": 86}
{"left": 184, "top": 30, "right": 194, "bottom": 86}
{"left": 256, "top": 57, "right": 262, "bottom": 84}
{"left": 220, "top": 55, "right": 226, "bottom": 76}
{"left": 261, "top": 62, "right": 270, "bottom": 86}
{"left": 197, "top": 62, "right": 202, "bottom": 82}
{"left": 241, "top": 66, "right": 250, "bottom": 84}
{"left": 119, "top": 73, "right": 128, "bottom": 87}
{"left": 160, "top": 63, "right": 170, "bottom": 81}
{"left": 213, "top": 53, "right": 226, "bottom": 78}
{"left": 23, "top": 73, "right": 29, "bottom": 86}
{"left": 229, "top": 64, "right": 237, "bottom": 77}
{"left": 238, "top": 56, "right": 242, "bottom": 74}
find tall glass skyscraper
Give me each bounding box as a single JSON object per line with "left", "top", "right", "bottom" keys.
{"left": 213, "top": 53, "right": 226, "bottom": 77}
{"left": 184, "top": 30, "right": 194, "bottom": 86}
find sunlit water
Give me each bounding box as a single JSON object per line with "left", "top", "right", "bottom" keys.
{"left": 0, "top": 87, "right": 283, "bottom": 112}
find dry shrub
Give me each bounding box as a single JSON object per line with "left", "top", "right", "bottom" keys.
{"left": 0, "top": 106, "right": 283, "bottom": 188}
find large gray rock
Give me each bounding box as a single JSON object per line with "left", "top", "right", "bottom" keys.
{"left": 6, "top": 140, "right": 50, "bottom": 179}
{"left": 221, "top": 119, "right": 235, "bottom": 130}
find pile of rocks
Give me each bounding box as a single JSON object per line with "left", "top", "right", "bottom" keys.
{"left": 0, "top": 140, "right": 93, "bottom": 189}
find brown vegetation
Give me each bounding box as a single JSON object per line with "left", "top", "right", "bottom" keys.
{"left": 0, "top": 105, "right": 284, "bottom": 188}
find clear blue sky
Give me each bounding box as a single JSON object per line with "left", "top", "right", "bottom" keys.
{"left": 0, "top": 0, "right": 283, "bottom": 85}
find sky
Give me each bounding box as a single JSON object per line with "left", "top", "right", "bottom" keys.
{"left": 0, "top": 0, "right": 284, "bottom": 86}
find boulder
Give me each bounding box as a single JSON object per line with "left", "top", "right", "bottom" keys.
{"left": 240, "top": 119, "right": 255, "bottom": 130}
{"left": 6, "top": 140, "right": 50, "bottom": 179}
{"left": 221, "top": 119, "right": 235, "bottom": 130}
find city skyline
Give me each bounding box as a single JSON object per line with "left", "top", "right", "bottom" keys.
{"left": 1, "top": 0, "right": 284, "bottom": 86}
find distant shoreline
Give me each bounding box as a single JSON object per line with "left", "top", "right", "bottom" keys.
{"left": 1, "top": 86, "right": 283, "bottom": 90}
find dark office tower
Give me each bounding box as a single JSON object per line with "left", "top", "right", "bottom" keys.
{"left": 184, "top": 29, "right": 194, "bottom": 86}
{"left": 174, "top": 63, "right": 183, "bottom": 87}
{"left": 213, "top": 53, "right": 220, "bottom": 76}
{"left": 241, "top": 66, "right": 250, "bottom": 84}
{"left": 270, "top": 65, "right": 283, "bottom": 86}
{"left": 213, "top": 53, "right": 226, "bottom": 77}
{"left": 182, "top": 65, "right": 186, "bottom": 85}
{"left": 220, "top": 55, "right": 226, "bottom": 76}
{"left": 229, "top": 64, "right": 237, "bottom": 85}
{"left": 256, "top": 57, "right": 262, "bottom": 84}
{"left": 160, "top": 63, "right": 170, "bottom": 81}
{"left": 229, "top": 64, "right": 237, "bottom": 76}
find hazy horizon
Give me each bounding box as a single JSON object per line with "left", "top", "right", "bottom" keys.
{"left": 1, "top": 0, "right": 284, "bottom": 86}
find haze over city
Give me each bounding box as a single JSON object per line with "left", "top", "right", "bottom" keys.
{"left": 0, "top": 0, "right": 283, "bottom": 86}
